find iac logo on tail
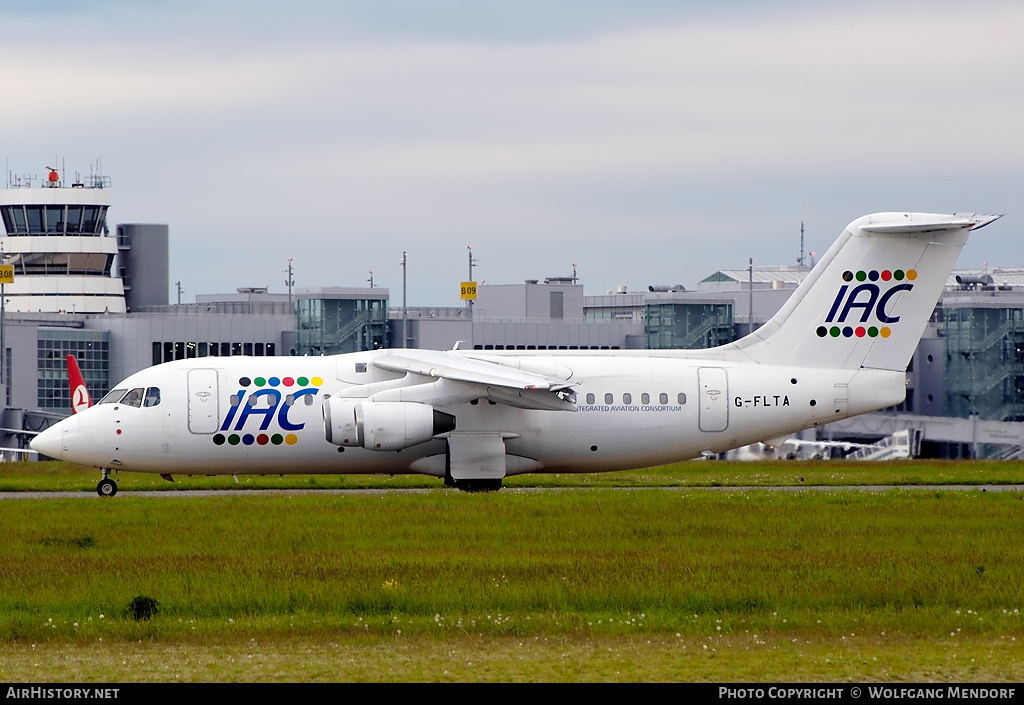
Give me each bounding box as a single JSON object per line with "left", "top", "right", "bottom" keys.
{"left": 816, "top": 269, "right": 917, "bottom": 339}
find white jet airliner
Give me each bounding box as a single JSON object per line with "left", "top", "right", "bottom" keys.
{"left": 31, "top": 212, "right": 1000, "bottom": 495}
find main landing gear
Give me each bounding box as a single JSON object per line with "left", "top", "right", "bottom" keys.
{"left": 443, "top": 474, "right": 503, "bottom": 492}
{"left": 443, "top": 434, "right": 505, "bottom": 492}
{"left": 96, "top": 469, "right": 118, "bottom": 497}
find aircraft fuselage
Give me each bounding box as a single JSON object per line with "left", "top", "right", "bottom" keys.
{"left": 42, "top": 351, "right": 905, "bottom": 477}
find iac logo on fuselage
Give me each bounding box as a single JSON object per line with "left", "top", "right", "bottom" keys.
{"left": 816, "top": 269, "right": 917, "bottom": 339}
{"left": 212, "top": 374, "right": 324, "bottom": 447}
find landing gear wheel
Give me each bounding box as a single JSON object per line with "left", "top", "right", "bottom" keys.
{"left": 96, "top": 478, "right": 118, "bottom": 497}
{"left": 457, "top": 478, "right": 503, "bottom": 492}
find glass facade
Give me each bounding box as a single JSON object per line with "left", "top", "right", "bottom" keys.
{"left": 645, "top": 302, "right": 734, "bottom": 350}
{"left": 942, "top": 305, "right": 1024, "bottom": 421}
{"left": 1, "top": 204, "right": 108, "bottom": 236}
{"left": 37, "top": 329, "right": 110, "bottom": 409}
{"left": 151, "top": 341, "right": 277, "bottom": 365}
{"left": 296, "top": 297, "right": 389, "bottom": 355}
{"left": 8, "top": 251, "right": 113, "bottom": 276}
{"left": 585, "top": 308, "right": 639, "bottom": 322}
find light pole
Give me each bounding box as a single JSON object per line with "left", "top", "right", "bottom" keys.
{"left": 400, "top": 251, "right": 408, "bottom": 348}
{"left": 284, "top": 258, "right": 294, "bottom": 310}
{"left": 467, "top": 245, "right": 477, "bottom": 317}
{"left": 748, "top": 258, "right": 754, "bottom": 335}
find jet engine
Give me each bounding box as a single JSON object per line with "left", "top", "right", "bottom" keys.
{"left": 323, "top": 399, "right": 456, "bottom": 451}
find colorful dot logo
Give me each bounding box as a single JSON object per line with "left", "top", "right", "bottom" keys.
{"left": 816, "top": 325, "right": 891, "bottom": 339}
{"left": 238, "top": 375, "right": 323, "bottom": 388}
{"left": 212, "top": 374, "right": 323, "bottom": 447}
{"left": 213, "top": 432, "right": 299, "bottom": 446}
{"left": 841, "top": 269, "right": 916, "bottom": 283}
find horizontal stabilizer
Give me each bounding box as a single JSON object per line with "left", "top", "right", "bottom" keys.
{"left": 860, "top": 213, "right": 1000, "bottom": 234}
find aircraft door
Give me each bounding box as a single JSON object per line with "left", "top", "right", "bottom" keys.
{"left": 188, "top": 369, "right": 220, "bottom": 434}
{"left": 698, "top": 367, "right": 729, "bottom": 432}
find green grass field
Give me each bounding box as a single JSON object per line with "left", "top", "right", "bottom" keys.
{"left": 1, "top": 460, "right": 1023, "bottom": 682}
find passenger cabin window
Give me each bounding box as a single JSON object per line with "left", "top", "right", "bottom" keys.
{"left": 99, "top": 389, "right": 127, "bottom": 404}
{"left": 623, "top": 393, "right": 632, "bottom": 405}
{"left": 678, "top": 393, "right": 687, "bottom": 404}
{"left": 604, "top": 393, "right": 613, "bottom": 404}
{"left": 659, "top": 393, "right": 668, "bottom": 404}
{"left": 144, "top": 388, "right": 161, "bottom": 407}
{"left": 586, "top": 393, "right": 595, "bottom": 404}
{"left": 641, "top": 393, "right": 650, "bottom": 404}
{"left": 120, "top": 388, "right": 145, "bottom": 408}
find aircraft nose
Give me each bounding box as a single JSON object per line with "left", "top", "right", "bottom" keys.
{"left": 30, "top": 417, "right": 77, "bottom": 460}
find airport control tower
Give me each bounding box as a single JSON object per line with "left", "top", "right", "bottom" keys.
{"left": 0, "top": 165, "right": 126, "bottom": 313}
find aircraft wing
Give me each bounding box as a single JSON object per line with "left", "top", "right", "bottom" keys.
{"left": 374, "top": 350, "right": 570, "bottom": 391}
{"left": 369, "top": 350, "right": 578, "bottom": 411}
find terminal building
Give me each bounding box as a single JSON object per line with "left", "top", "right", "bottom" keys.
{"left": 1, "top": 167, "right": 1022, "bottom": 459}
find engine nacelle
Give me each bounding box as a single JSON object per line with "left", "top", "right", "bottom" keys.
{"left": 323, "top": 399, "right": 456, "bottom": 451}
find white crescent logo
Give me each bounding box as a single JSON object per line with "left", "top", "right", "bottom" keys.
{"left": 72, "top": 385, "right": 90, "bottom": 414}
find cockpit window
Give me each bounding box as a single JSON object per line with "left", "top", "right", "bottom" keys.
{"left": 120, "top": 388, "right": 145, "bottom": 408}
{"left": 99, "top": 389, "right": 127, "bottom": 404}
{"left": 144, "top": 387, "right": 161, "bottom": 407}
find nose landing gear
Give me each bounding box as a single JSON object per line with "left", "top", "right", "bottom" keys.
{"left": 96, "top": 469, "right": 118, "bottom": 497}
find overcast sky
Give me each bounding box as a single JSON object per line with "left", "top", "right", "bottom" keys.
{"left": 3, "top": 0, "right": 1022, "bottom": 305}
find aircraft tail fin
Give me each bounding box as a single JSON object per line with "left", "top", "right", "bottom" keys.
{"left": 67, "top": 355, "right": 92, "bottom": 414}
{"left": 721, "top": 212, "right": 1000, "bottom": 372}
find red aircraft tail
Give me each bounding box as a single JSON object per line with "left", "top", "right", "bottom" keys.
{"left": 67, "top": 355, "right": 92, "bottom": 414}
